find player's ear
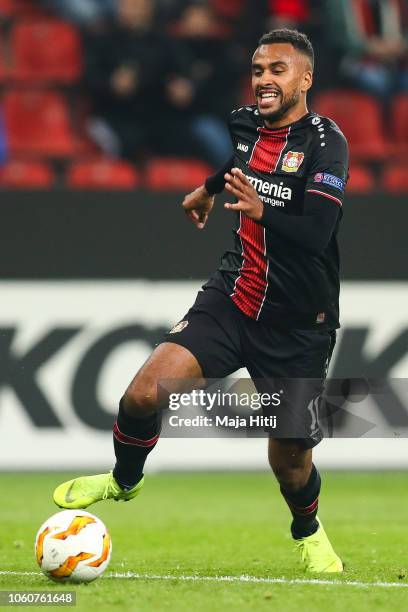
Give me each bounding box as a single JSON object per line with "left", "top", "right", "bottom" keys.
{"left": 301, "top": 69, "right": 313, "bottom": 93}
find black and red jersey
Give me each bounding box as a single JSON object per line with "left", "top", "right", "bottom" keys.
{"left": 204, "top": 105, "right": 349, "bottom": 330}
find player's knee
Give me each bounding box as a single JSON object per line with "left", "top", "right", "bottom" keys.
{"left": 268, "top": 440, "right": 311, "bottom": 491}
{"left": 122, "top": 380, "right": 159, "bottom": 418}
{"left": 269, "top": 453, "right": 309, "bottom": 491}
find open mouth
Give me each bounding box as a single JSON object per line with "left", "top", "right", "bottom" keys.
{"left": 257, "top": 90, "right": 280, "bottom": 109}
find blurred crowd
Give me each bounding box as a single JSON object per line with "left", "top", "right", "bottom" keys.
{"left": 0, "top": 0, "right": 407, "bottom": 185}
{"left": 37, "top": 0, "right": 408, "bottom": 166}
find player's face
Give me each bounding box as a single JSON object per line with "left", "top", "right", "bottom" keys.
{"left": 251, "top": 43, "right": 312, "bottom": 123}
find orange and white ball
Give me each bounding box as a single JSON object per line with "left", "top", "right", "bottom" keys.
{"left": 35, "top": 510, "right": 112, "bottom": 583}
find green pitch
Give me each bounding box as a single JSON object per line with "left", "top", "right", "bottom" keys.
{"left": 0, "top": 472, "right": 407, "bottom": 611}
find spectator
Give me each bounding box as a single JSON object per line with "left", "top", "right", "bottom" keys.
{"left": 165, "top": 2, "right": 237, "bottom": 165}
{"left": 42, "top": 0, "right": 116, "bottom": 27}
{"left": 84, "top": 0, "right": 233, "bottom": 166}
{"left": 323, "top": 0, "right": 408, "bottom": 99}
{"left": 83, "top": 0, "right": 193, "bottom": 161}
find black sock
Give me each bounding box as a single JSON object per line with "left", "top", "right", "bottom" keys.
{"left": 280, "top": 464, "right": 321, "bottom": 539}
{"left": 112, "top": 399, "right": 161, "bottom": 490}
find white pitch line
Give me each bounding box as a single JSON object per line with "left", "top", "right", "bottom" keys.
{"left": 108, "top": 572, "right": 408, "bottom": 589}
{"left": 1, "top": 571, "right": 408, "bottom": 589}
{"left": 0, "top": 572, "right": 39, "bottom": 576}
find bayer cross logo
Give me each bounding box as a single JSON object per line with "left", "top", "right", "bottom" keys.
{"left": 281, "top": 151, "right": 305, "bottom": 172}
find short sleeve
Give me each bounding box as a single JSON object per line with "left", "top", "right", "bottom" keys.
{"left": 305, "top": 121, "right": 349, "bottom": 207}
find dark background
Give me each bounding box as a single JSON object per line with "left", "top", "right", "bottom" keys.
{"left": 0, "top": 192, "right": 406, "bottom": 280}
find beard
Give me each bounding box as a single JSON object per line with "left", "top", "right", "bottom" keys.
{"left": 258, "top": 88, "right": 300, "bottom": 123}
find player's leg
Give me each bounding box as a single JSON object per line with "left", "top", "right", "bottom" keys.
{"left": 53, "top": 342, "right": 203, "bottom": 509}
{"left": 112, "top": 341, "right": 204, "bottom": 491}
{"left": 267, "top": 439, "right": 319, "bottom": 539}
{"left": 268, "top": 437, "right": 342, "bottom": 572}
{"left": 53, "top": 288, "right": 244, "bottom": 509}
{"left": 244, "top": 324, "right": 342, "bottom": 571}
{"left": 111, "top": 289, "right": 244, "bottom": 492}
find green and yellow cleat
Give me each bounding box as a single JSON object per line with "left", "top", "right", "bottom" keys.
{"left": 53, "top": 471, "right": 144, "bottom": 509}
{"left": 295, "top": 517, "right": 343, "bottom": 573}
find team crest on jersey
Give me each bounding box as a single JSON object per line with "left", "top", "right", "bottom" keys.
{"left": 169, "top": 320, "right": 189, "bottom": 334}
{"left": 282, "top": 151, "right": 304, "bottom": 173}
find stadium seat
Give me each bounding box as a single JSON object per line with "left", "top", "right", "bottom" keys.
{"left": 0, "top": 0, "right": 14, "bottom": 16}
{"left": 313, "top": 90, "right": 388, "bottom": 160}
{"left": 145, "top": 158, "right": 213, "bottom": 191}
{"left": 391, "top": 94, "right": 408, "bottom": 155}
{"left": 0, "top": 0, "right": 48, "bottom": 17}
{"left": 382, "top": 164, "right": 408, "bottom": 193}
{"left": 0, "top": 160, "right": 54, "bottom": 188}
{"left": 67, "top": 159, "right": 140, "bottom": 190}
{"left": 346, "top": 164, "right": 375, "bottom": 193}
{"left": 11, "top": 19, "right": 82, "bottom": 84}
{"left": 4, "top": 90, "right": 79, "bottom": 157}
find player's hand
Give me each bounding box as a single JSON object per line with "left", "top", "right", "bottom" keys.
{"left": 224, "top": 168, "right": 264, "bottom": 221}
{"left": 182, "top": 185, "right": 215, "bottom": 229}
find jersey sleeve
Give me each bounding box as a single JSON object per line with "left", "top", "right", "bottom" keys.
{"left": 305, "top": 121, "right": 349, "bottom": 207}
{"left": 204, "top": 156, "right": 234, "bottom": 195}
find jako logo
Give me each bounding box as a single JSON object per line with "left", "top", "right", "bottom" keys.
{"left": 237, "top": 142, "right": 249, "bottom": 152}
{"left": 245, "top": 175, "right": 292, "bottom": 200}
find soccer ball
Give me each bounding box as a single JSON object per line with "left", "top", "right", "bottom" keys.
{"left": 35, "top": 510, "right": 112, "bottom": 583}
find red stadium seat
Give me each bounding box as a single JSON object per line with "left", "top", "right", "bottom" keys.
{"left": 67, "top": 159, "right": 140, "bottom": 190}
{"left": 145, "top": 158, "right": 213, "bottom": 191}
{"left": 313, "top": 90, "right": 389, "bottom": 160}
{"left": 347, "top": 164, "right": 375, "bottom": 193}
{"left": 4, "top": 90, "right": 79, "bottom": 157}
{"left": 391, "top": 94, "right": 408, "bottom": 155}
{"left": 11, "top": 19, "right": 82, "bottom": 84}
{"left": 0, "top": 0, "right": 14, "bottom": 16}
{"left": 0, "top": 160, "right": 54, "bottom": 188}
{"left": 382, "top": 164, "right": 408, "bottom": 193}
{"left": 0, "top": 0, "right": 48, "bottom": 17}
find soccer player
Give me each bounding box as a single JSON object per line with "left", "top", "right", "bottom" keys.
{"left": 54, "top": 29, "right": 348, "bottom": 573}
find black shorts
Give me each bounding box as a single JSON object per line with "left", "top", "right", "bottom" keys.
{"left": 162, "top": 288, "right": 336, "bottom": 448}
